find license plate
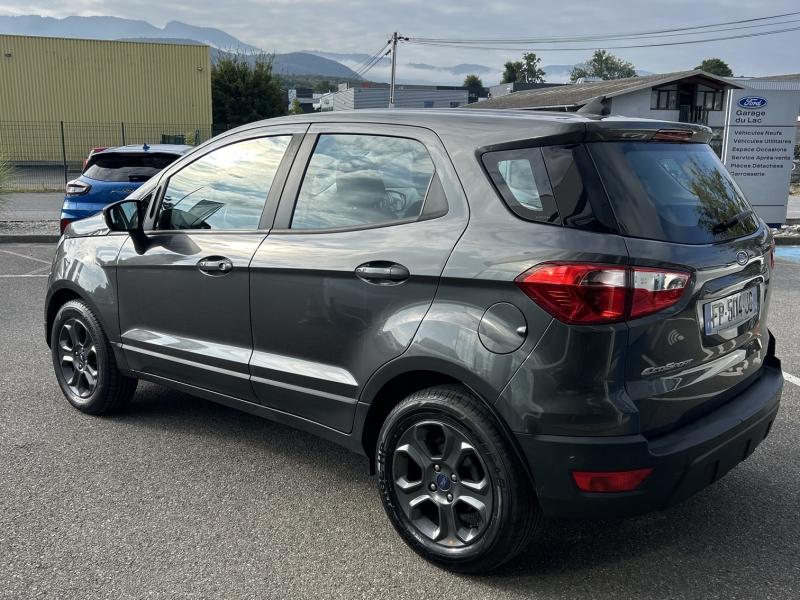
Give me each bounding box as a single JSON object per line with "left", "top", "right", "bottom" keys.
{"left": 703, "top": 287, "right": 759, "bottom": 335}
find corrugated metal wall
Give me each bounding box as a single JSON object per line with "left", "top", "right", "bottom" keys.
{"left": 0, "top": 34, "right": 211, "bottom": 123}
{"left": 329, "top": 88, "right": 469, "bottom": 110}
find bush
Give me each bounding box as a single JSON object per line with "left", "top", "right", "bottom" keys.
{"left": 0, "top": 154, "right": 13, "bottom": 199}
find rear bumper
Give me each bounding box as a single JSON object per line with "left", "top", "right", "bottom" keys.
{"left": 517, "top": 355, "right": 783, "bottom": 519}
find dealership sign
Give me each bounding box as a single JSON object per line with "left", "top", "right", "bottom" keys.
{"left": 722, "top": 89, "right": 800, "bottom": 225}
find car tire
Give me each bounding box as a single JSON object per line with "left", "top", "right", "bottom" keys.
{"left": 376, "top": 385, "right": 541, "bottom": 573}
{"left": 51, "top": 299, "right": 137, "bottom": 415}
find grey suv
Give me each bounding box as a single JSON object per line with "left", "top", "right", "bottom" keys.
{"left": 45, "top": 110, "right": 783, "bottom": 573}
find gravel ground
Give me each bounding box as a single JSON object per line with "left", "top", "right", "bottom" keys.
{"left": 0, "top": 220, "right": 60, "bottom": 235}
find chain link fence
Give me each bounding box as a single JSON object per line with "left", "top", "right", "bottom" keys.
{"left": 0, "top": 121, "right": 232, "bottom": 191}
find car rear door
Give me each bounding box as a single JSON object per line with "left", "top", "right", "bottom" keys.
{"left": 247, "top": 123, "right": 469, "bottom": 432}
{"left": 115, "top": 125, "right": 306, "bottom": 402}
{"left": 587, "top": 139, "right": 773, "bottom": 436}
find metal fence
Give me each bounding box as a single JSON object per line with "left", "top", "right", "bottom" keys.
{"left": 0, "top": 121, "right": 231, "bottom": 191}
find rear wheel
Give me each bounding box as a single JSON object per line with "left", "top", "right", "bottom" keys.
{"left": 51, "top": 300, "right": 137, "bottom": 414}
{"left": 376, "top": 385, "right": 540, "bottom": 573}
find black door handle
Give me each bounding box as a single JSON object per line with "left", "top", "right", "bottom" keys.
{"left": 355, "top": 263, "right": 410, "bottom": 284}
{"left": 197, "top": 256, "right": 233, "bottom": 276}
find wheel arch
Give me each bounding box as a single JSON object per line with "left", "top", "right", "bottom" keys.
{"left": 358, "top": 357, "right": 537, "bottom": 489}
{"left": 45, "top": 283, "right": 112, "bottom": 348}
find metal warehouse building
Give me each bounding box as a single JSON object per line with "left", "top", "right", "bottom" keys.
{"left": 0, "top": 34, "right": 211, "bottom": 123}
{"left": 0, "top": 34, "right": 212, "bottom": 187}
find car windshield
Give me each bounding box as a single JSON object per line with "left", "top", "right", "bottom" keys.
{"left": 83, "top": 153, "right": 179, "bottom": 183}
{"left": 588, "top": 142, "right": 759, "bottom": 244}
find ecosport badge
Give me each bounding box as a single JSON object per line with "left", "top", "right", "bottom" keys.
{"left": 642, "top": 359, "right": 693, "bottom": 376}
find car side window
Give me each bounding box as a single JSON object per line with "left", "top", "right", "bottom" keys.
{"left": 290, "top": 134, "right": 435, "bottom": 230}
{"left": 157, "top": 136, "right": 291, "bottom": 231}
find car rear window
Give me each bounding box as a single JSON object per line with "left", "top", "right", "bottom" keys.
{"left": 481, "top": 147, "right": 560, "bottom": 224}
{"left": 587, "top": 142, "right": 759, "bottom": 244}
{"left": 83, "top": 153, "right": 179, "bottom": 183}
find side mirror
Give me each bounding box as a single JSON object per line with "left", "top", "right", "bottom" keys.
{"left": 103, "top": 199, "right": 142, "bottom": 232}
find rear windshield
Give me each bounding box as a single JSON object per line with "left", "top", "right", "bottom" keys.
{"left": 83, "top": 153, "right": 179, "bottom": 183}
{"left": 587, "top": 142, "right": 759, "bottom": 244}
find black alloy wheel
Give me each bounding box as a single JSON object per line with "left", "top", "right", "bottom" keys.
{"left": 377, "top": 385, "right": 541, "bottom": 573}
{"left": 51, "top": 300, "right": 137, "bottom": 414}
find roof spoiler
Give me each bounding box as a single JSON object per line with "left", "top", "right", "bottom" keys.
{"left": 577, "top": 96, "right": 609, "bottom": 116}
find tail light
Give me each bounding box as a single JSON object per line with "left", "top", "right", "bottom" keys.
{"left": 515, "top": 262, "right": 689, "bottom": 325}
{"left": 60, "top": 218, "right": 74, "bottom": 234}
{"left": 652, "top": 129, "right": 693, "bottom": 142}
{"left": 65, "top": 180, "right": 91, "bottom": 196}
{"left": 770, "top": 238, "right": 775, "bottom": 270}
{"left": 572, "top": 468, "right": 653, "bottom": 492}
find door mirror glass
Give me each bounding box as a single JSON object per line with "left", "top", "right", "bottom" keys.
{"left": 104, "top": 200, "right": 141, "bottom": 231}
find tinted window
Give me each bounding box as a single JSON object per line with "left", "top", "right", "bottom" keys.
{"left": 541, "top": 145, "right": 617, "bottom": 232}
{"left": 482, "top": 147, "right": 559, "bottom": 224}
{"left": 588, "top": 142, "right": 759, "bottom": 244}
{"left": 291, "top": 135, "right": 434, "bottom": 230}
{"left": 158, "top": 136, "right": 290, "bottom": 231}
{"left": 84, "top": 153, "right": 179, "bottom": 182}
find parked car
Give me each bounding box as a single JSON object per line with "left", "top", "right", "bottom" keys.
{"left": 60, "top": 143, "right": 192, "bottom": 233}
{"left": 45, "top": 110, "right": 782, "bottom": 573}
{"left": 81, "top": 146, "right": 110, "bottom": 171}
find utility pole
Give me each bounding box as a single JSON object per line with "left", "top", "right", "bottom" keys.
{"left": 389, "top": 31, "right": 408, "bottom": 108}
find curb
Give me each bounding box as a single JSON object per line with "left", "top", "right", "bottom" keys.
{"left": 0, "top": 234, "right": 60, "bottom": 244}
{"left": 774, "top": 236, "right": 800, "bottom": 246}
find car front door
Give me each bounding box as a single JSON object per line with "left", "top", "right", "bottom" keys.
{"left": 248, "top": 123, "right": 469, "bottom": 432}
{"left": 115, "top": 125, "right": 306, "bottom": 402}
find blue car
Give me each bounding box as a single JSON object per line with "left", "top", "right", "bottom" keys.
{"left": 61, "top": 144, "right": 192, "bottom": 233}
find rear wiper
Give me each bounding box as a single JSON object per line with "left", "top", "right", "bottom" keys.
{"left": 712, "top": 209, "right": 753, "bottom": 234}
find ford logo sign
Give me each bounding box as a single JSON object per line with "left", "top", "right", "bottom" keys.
{"left": 737, "top": 96, "right": 767, "bottom": 109}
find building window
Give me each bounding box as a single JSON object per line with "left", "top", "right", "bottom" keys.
{"left": 696, "top": 85, "right": 724, "bottom": 111}
{"left": 423, "top": 101, "right": 434, "bottom": 108}
{"left": 650, "top": 84, "right": 678, "bottom": 110}
{"left": 449, "top": 102, "right": 460, "bottom": 108}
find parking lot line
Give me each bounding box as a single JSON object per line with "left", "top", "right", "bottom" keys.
{"left": 0, "top": 248, "right": 51, "bottom": 264}
{"left": 783, "top": 372, "right": 800, "bottom": 387}
{"left": 0, "top": 274, "right": 49, "bottom": 278}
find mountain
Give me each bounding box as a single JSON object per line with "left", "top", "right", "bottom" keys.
{"left": 0, "top": 15, "right": 260, "bottom": 52}
{"left": 305, "top": 50, "right": 391, "bottom": 69}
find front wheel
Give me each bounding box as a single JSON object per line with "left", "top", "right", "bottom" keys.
{"left": 376, "top": 386, "right": 541, "bottom": 573}
{"left": 51, "top": 299, "right": 137, "bottom": 414}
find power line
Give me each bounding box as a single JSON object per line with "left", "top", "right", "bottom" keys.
{"left": 410, "top": 11, "right": 800, "bottom": 44}
{"left": 404, "top": 23, "right": 800, "bottom": 51}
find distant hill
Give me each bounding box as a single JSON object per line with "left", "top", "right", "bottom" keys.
{"left": 542, "top": 64, "right": 653, "bottom": 83}
{"left": 0, "top": 15, "right": 261, "bottom": 52}
{"left": 406, "top": 63, "right": 496, "bottom": 76}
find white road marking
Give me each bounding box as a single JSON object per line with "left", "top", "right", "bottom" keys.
{"left": 0, "top": 248, "right": 51, "bottom": 264}
{"left": 783, "top": 372, "right": 800, "bottom": 387}
{"left": 0, "top": 274, "right": 48, "bottom": 278}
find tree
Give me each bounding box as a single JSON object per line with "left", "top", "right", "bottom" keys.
{"left": 570, "top": 50, "right": 637, "bottom": 82}
{"left": 521, "top": 52, "right": 546, "bottom": 83}
{"left": 695, "top": 58, "right": 733, "bottom": 77}
{"left": 501, "top": 60, "right": 524, "bottom": 84}
{"left": 313, "top": 79, "right": 334, "bottom": 94}
{"left": 288, "top": 98, "right": 305, "bottom": 115}
{"left": 462, "top": 74, "right": 483, "bottom": 88}
{"left": 211, "top": 51, "right": 286, "bottom": 127}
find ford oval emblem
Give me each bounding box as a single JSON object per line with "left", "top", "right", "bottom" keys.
{"left": 436, "top": 473, "right": 452, "bottom": 491}
{"left": 737, "top": 96, "right": 767, "bottom": 109}
{"left": 736, "top": 250, "right": 749, "bottom": 266}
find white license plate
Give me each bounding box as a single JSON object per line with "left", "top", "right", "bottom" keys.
{"left": 703, "top": 287, "right": 759, "bottom": 335}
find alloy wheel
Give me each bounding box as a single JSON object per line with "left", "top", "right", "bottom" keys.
{"left": 392, "top": 420, "right": 493, "bottom": 548}
{"left": 57, "top": 318, "right": 99, "bottom": 399}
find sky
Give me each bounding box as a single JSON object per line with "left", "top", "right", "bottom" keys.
{"left": 1, "top": 0, "right": 799, "bottom": 85}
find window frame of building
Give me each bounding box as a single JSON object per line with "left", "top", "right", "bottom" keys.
{"left": 650, "top": 84, "right": 678, "bottom": 110}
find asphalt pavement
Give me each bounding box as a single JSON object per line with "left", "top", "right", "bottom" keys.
{"left": 1, "top": 243, "right": 799, "bottom": 599}
{"left": 0, "top": 193, "right": 64, "bottom": 221}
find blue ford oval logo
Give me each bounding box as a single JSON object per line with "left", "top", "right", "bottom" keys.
{"left": 436, "top": 473, "right": 451, "bottom": 491}
{"left": 737, "top": 96, "right": 767, "bottom": 109}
